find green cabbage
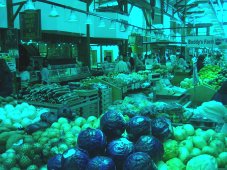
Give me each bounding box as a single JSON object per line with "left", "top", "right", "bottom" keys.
{"left": 163, "top": 139, "right": 179, "bottom": 161}
{"left": 166, "top": 158, "right": 185, "bottom": 170}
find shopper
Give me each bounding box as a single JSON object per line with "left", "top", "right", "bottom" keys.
{"left": 20, "top": 66, "right": 31, "bottom": 89}
{"left": 0, "top": 59, "right": 13, "bottom": 97}
{"left": 75, "top": 56, "right": 83, "bottom": 67}
{"left": 178, "top": 55, "right": 188, "bottom": 70}
{"left": 134, "top": 54, "right": 145, "bottom": 72}
{"left": 129, "top": 55, "right": 135, "bottom": 71}
{"left": 212, "top": 81, "right": 227, "bottom": 105}
{"left": 40, "top": 60, "right": 49, "bottom": 85}
{"left": 114, "top": 55, "right": 129, "bottom": 73}
{"left": 197, "top": 55, "right": 205, "bottom": 71}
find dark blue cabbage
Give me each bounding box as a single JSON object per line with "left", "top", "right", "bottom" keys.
{"left": 124, "top": 152, "right": 157, "bottom": 170}
{"left": 126, "top": 116, "right": 151, "bottom": 141}
{"left": 100, "top": 110, "right": 126, "bottom": 140}
{"left": 151, "top": 117, "right": 171, "bottom": 141}
{"left": 107, "top": 138, "right": 134, "bottom": 169}
{"left": 47, "top": 154, "right": 63, "bottom": 170}
{"left": 61, "top": 147, "right": 89, "bottom": 170}
{"left": 77, "top": 128, "right": 106, "bottom": 156}
{"left": 86, "top": 156, "right": 116, "bottom": 170}
{"left": 135, "top": 135, "right": 164, "bottom": 162}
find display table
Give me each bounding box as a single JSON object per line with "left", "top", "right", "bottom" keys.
{"left": 171, "top": 69, "right": 191, "bottom": 86}
{"left": 187, "top": 85, "right": 217, "bottom": 106}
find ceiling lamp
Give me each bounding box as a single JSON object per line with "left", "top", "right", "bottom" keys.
{"left": 85, "top": 15, "right": 92, "bottom": 25}
{"left": 109, "top": 21, "right": 116, "bottom": 30}
{"left": 0, "top": 0, "right": 5, "bottom": 7}
{"left": 98, "top": 18, "right": 106, "bottom": 28}
{"left": 24, "top": 0, "right": 35, "bottom": 10}
{"left": 49, "top": 5, "right": 59, "bottom": 17}
{"left": 68, "top": 10, "right": 78, "bottom": 22}
{"left": 120, "top": 23, "right": 126, "bottom": 32}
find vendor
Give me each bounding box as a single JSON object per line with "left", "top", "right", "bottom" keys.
{"left": 0, "top": 59, "right": 13, "bottom": 97}
{"left": 114, "top": 55, "right": 130, "bottom": 73}
{"left": 212, "top": 81, "right": 227, "bottom": 105}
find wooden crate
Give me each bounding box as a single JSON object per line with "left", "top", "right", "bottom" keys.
{"left": 81, "top": 98, "right": 99, "bottom": 118}
{"left": 99, "top": 88, "right": 112, "bottom": 113}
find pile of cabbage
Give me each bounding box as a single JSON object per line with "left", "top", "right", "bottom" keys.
{"left": 47, "top": 110, "right": 172, "bottom": 170}
{"left": 160, "top": 124, "right": 227, "bottom": 170}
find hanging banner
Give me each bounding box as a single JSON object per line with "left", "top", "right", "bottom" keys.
{"left": 186, "top": 36, "right": 227, "bottom": 48}
{"left": 19, "top": 10, "right": 41, "bottom": 41}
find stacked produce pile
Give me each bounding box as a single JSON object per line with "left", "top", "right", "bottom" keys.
{"left": 47, "top": 111, "right": 171, "bottom": 170}
{"left": 21, "top": 84, "right": 79, "bottom": 104}
{"left": 180, "top": 78, "right": 196, "bottom": 89}
{"left": 0, "top": 130, "right": 47, "bottom": 169}
{"left": 0, "top": 96, "right": 17, "bottom": 107}
{"left": 198, "top": 65, "right": 223, "bottom": 90}
{"left": 108, "top": 96, "right": 189, "bottom": 123}
{"left": 31, "top": 116, "right": 100, "bottom": 161}
{"left": 152, "top": 64, "right": 169, "bottom": 76}
{"left": 161, "top": 124, "right": 227, "bottom": 169}
{"left": 0, "top": 102, "right": 49, "bottom": 129}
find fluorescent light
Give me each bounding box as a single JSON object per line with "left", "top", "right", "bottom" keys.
{"left": 85, "top": 15, "right": 92, "bottom": 25}
{"left": 68, "top": 10, "right": 78, "bottom": 22}
{"left": 24, "top": 0, "right": 35, "bottom": 10}
{"left": 0, "top": 0, "right": 5, "bottom": 7}
{"left": 98, "top": 18, "right": 106, "bottom": 28}
{"left": 49, "top": 5, "right": 59, "bottom": 17}
{"left": 109, "top": 21, "right": 116, "bottom": 30}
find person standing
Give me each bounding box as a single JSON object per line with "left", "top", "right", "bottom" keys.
{"left": 212, "top": 81, "right": 227, "bottom": 105}
{"left": 0, "top": 59, "right": 13, "bottom": 97}
{"left": 40, "top": 60, "right": 49, "bottom": 84}
{"left": 19, "top": 66, "right": 31, "bottom": 89}
{"left": 114, "top": 55, "right": 130, "bottom": 73}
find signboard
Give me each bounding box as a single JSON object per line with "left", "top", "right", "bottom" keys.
{"left": 5, "top": 29, "right": 19, "bottom": 49}
{"left": 186, "top": 36, "right": 227, "bottom": 48}
{"left": 19, "top": 10, "right": 41, "bottom": 41}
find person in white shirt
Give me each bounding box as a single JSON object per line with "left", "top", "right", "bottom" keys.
{"left": 20, "top": 66, "right": 31, "bottom": 89}
{"left": 114, "top": 55, "right": 130, "bottom": 73}
{"left": 41, "top": 60, "right": 49, "bottom": 84}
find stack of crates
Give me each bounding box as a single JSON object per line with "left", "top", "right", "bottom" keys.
{"left": 99, "top": 87, "right": 112, "bottom": 114}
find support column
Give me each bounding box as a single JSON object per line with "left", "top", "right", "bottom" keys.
{"left": 7, "top": 0, "right": 14, "bottom": 28}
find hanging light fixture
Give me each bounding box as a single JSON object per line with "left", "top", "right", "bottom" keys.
{"left": 24, "top": 0, "right": 35, "bottom": 10}
{"left": 109, "top": 21, "right": 116, "bottom": 30}
{"left": 120, "top": 23, "right": 126, "bottom": 32}
{"left": 0, "top": 0, "right": 5, "bottom": 7}
{"left": 98, "top": 18, "right": 106, "bottom": 28}
{"left": 49, "top": 5, "right": 59, "bottom": 17}
{"left": 68, "top": 10, "right": 78, "bottom": 22}
{"left": 85, "top": 15, "right": 92, "bottom": 25}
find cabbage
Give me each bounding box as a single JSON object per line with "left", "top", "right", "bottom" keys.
{"left": 124, "top": 152, "right": 157, "bottom": 170}
{"left": 186, "top": 154, "right": 218, "bottom": 170}
{"left": 47, "top": 154, "right": 63, "bottom": 170}
{"left": 86, "top": 156, "right": 116, "bottom": 170}
{"left": 77, "top": 128, "right": 106, "bottom": 156}
{"left": 182, "top": 124, "right": 195, "bottom": 136}
{"left": 126, "top": 116, "right": 151, "bottom": 141}
{"left": 151, "top": 117, "right": 171, "bottom": 141}
{"left": 166, "top": 158, "right": 185, "bottom": 170}
{"left": 163, "top": 139, "right": 179, "bottom": 161}
{"left": 135, "top": 135, "right": 164, "bottom": 162}
{"left": 100, "top": 110, "right": 126, "bottom": 140}
{"left": 217, "top": 152, "right": 227, "bottom": 167}
{"left": 173, "top": 126, "right": 186, "bottom": 141}
{"left": 62, "top": 147, "right": 89, "bottom": 170}
{"left": 107, "top": 138, "right": 134, "bottom": 168}
{"left": 192, "top": 136, "right": 207, "bottom": 149}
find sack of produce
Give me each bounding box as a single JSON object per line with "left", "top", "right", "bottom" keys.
{"left": 126, "top": 116, "right": 151, "bottom": 141}
{"left": 77, "top": 128, "right": 106, "bottom": 156}
{"left": 47, "top": 154, "right": 63, "bottom": 170}
{"left": 124, "top": 152, "right": 157, "bottom": 170}
{"left": 135, "top": 135, "right": 164, "bottom": 162}
{"left": 61, "top": 147, "right": 89, "bottom": 170}
{"left": 86, "top": 156, "right": 116, "bottom": 170}
{"left": 40, "top": 112, "right": 58, "bottom": 124}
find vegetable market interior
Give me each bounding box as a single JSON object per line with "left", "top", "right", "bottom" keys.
{"left": 0, "top": 0, "right": 227, "bottom": 169}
